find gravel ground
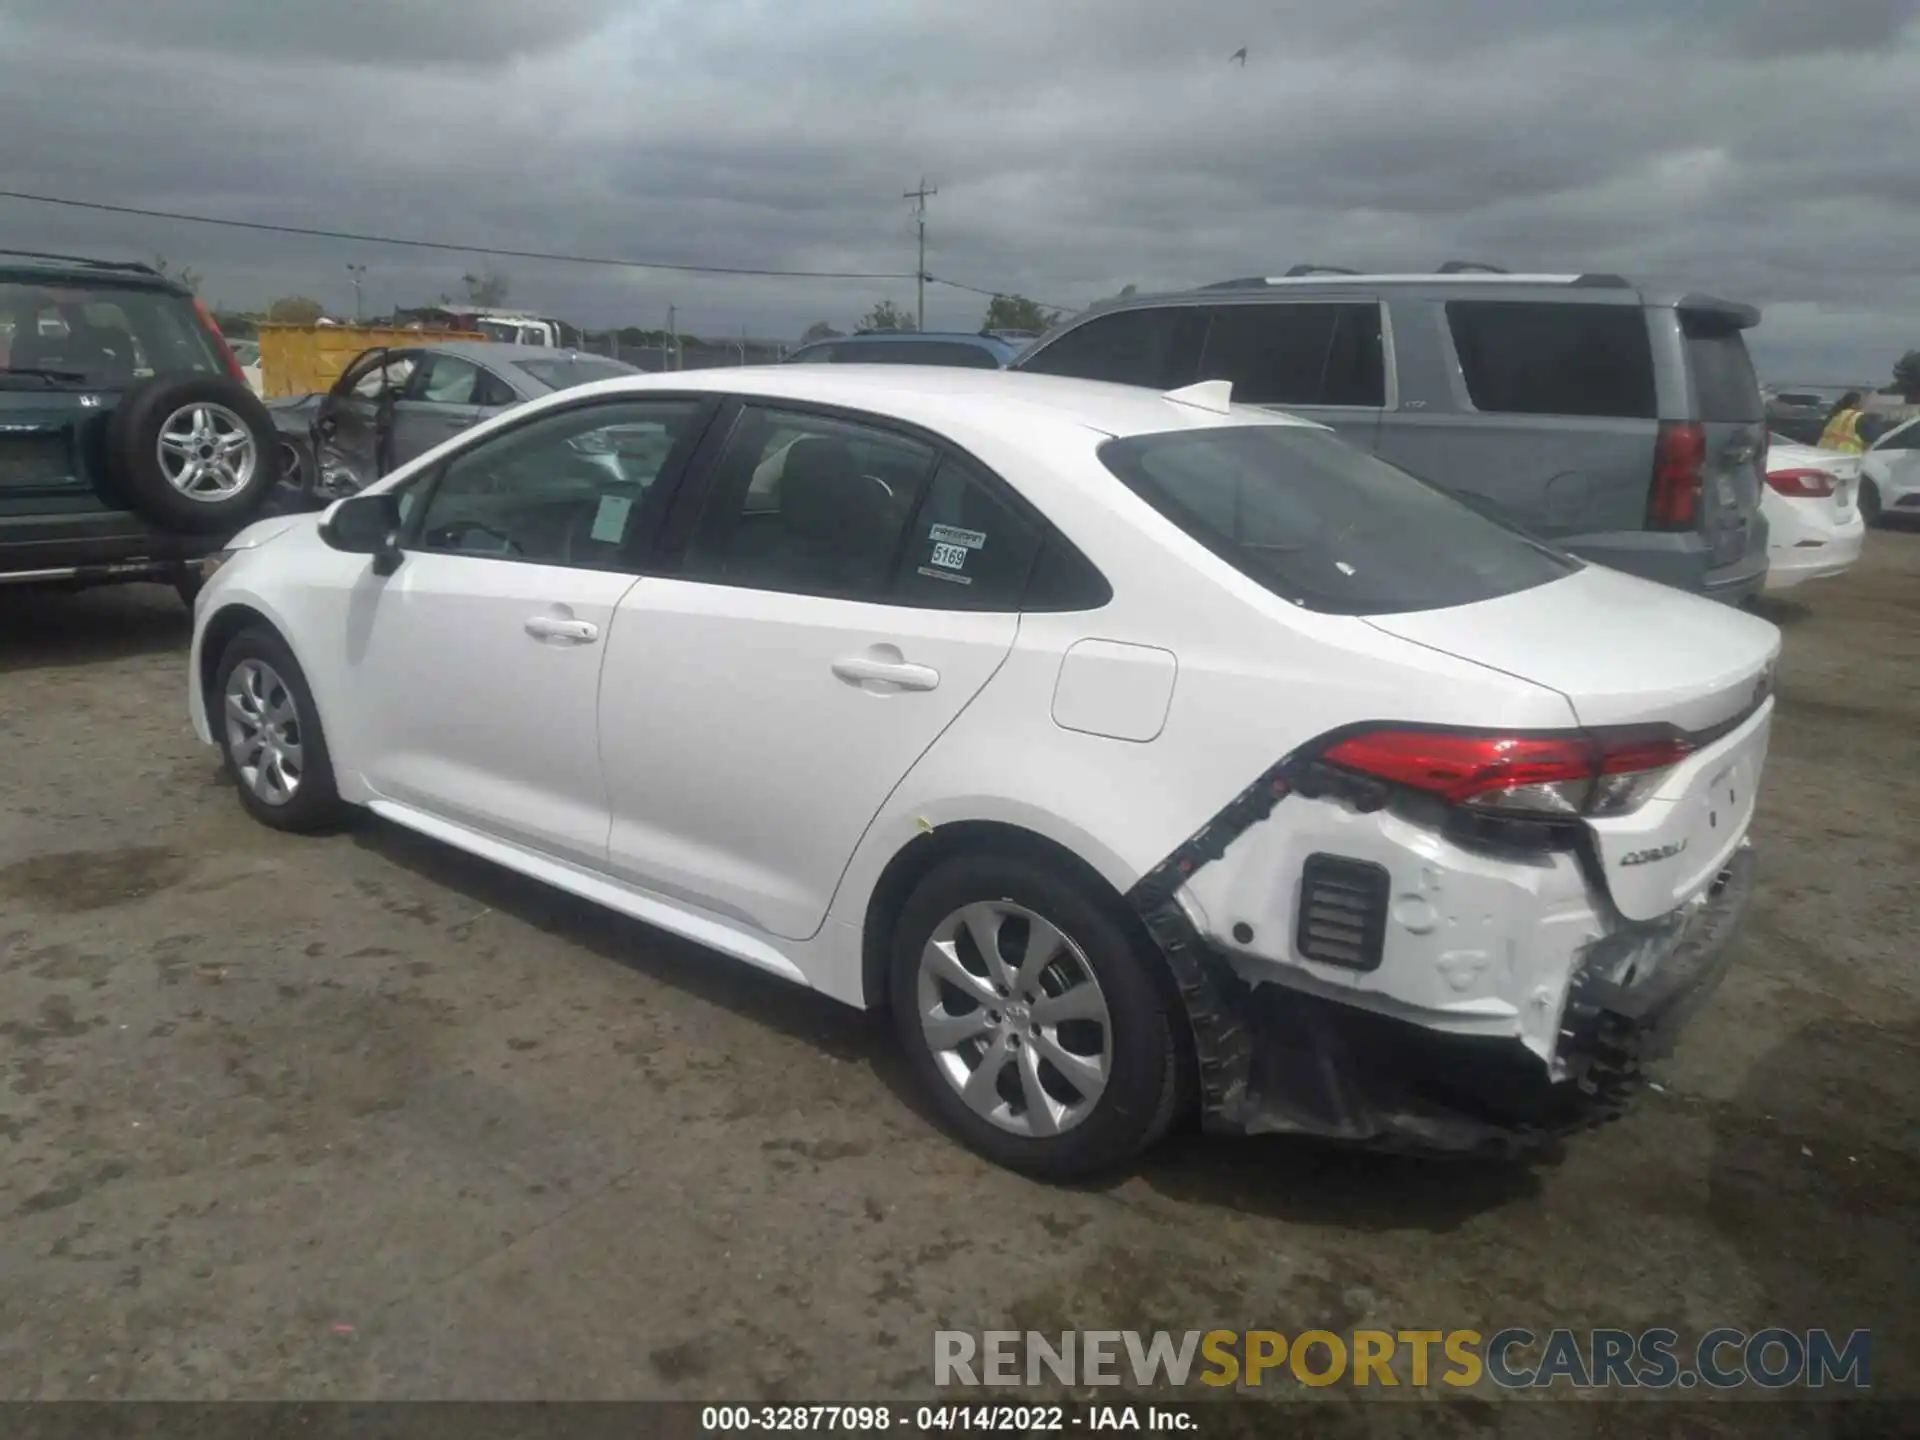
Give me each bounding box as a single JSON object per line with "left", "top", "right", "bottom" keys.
{"left": 0, "top": 533, "right": 1915, "bottom": 1411}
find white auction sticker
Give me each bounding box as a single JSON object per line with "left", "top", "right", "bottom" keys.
{"left": 929, "top": 524, "right": 987, "bottom": 549}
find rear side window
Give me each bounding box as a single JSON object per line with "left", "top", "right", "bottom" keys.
{"left": 1447, "top": 302, "right": 1654, "bottom": 418}
{"left": 892, "top": 456, "right": 1042, "bottom": 608}
{"left": 1018, "top": 308, "right": 1205, "bottom": 389}
{"left": 1099, "top": 424, "right": 1576, "bottom": 616}
{"left": 1681, "top": 316, "right": 1762, "bottom": 423}
{"left": 1195, "top": 303, "right": 1384, "bottom": 407}
{"left": 837, "top": 341, "right": 1001, "bottom": 368}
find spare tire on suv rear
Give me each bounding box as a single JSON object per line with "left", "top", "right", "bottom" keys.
{"left": 104, "top": 374, "right": 281, "bottom": 534}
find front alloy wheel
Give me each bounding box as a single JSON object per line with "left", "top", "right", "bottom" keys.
{"left": 224, "top": 657, "right": 304, "bottom": 805}
{"left": 213, "top": 627, "right": 344, "bottom": 833}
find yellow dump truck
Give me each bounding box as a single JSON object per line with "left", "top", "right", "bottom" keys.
{"left": 256, "top": 323, "right": 484, "bottom": 398}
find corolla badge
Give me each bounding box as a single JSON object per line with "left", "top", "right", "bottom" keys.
{"left": 1620, "top": 839, "right": 1688, "bottom": 867}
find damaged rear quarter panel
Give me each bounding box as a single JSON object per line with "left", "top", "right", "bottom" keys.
{"left": 1178, "top": 794, "right": 1606, "bottom": 1065}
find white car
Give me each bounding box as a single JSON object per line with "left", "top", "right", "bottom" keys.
{"left": 186, "top": 368, "right": 1780, "bottom": 1176}
{"left": 1761, "top": 435, "right": 1865, "bottom": 590}
{"left": 1860, "top": 413, "right": 1920, "bottom": 525}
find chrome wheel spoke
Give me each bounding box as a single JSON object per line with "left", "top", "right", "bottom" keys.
{"left": 1011, "top": 915, "right": 1066, "bottom": 997}
{"left": 224, "top": 660, "right": 301, "bottom": 805}
{"left": 961, "top": 902, "right": 1014, "bottom": 991}
{"left": 961, "top": 1032, "right": 1014, "bottom": 1112}
{"left": 1017, "top": 1043, "right": 1063, "bottom": 1137}
{"left": 921, "top": 937, "right": 997, "bottom": 1009}
{"left": 922, "top": 1004, "right": 994, "bottom": 1052}
{"left": 1030, "top": 982, "right": 1107, "bottom": 1026}
{"left": 1031, "top": 1030, "right": 1107, "bottom": 1105}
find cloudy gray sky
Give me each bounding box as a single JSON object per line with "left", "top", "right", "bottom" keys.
{"left": 2, "top": 0, "right": 1915, "bottom": 381}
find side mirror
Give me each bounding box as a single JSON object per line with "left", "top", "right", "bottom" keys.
{"left": 319, "top": 492, "right": 404, "bottom": 575}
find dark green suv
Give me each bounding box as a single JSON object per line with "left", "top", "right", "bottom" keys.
{"left": 0, "top": 250, "right": 283, "bottom": 603}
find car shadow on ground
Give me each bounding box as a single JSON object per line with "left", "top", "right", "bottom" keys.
{"left": 351, "top": 814, "right": 1540, "bottom": 1232}
{"left": 0, "top": 583, "right": 190, "bottom": 674}
{"left": 1748, "top": 594, "right": 1814, "bottom": 629}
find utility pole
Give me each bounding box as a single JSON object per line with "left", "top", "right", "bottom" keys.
{"left": 904, "top": 178, "right": 936, "bottom": 330}
{"left": 346, "top": 263, "right": 367, "bottom": 323}
{"left": 667, "top": 304, "right": 678, "bottom": 371}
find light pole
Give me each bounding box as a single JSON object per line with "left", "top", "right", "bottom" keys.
{"left": 346, "top": 263, "right": 367, "bottom": 323}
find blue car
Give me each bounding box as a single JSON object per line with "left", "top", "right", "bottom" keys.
{"left": 784, "top": 331, "right": 1022, "bottom": 369}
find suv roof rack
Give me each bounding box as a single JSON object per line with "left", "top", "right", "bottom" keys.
{"left": 0, "top": 248, "right": 162, "bottom": 277}
{"left": 1283, "top": 264, "right": 1361, "bottom": 278}
{"left": 1436, "top": 260, "right": 1509, "bottom": 275}
{"left": 1198, "top": 276, "right": 1275, "bottom": 290}
{"left": 1570, "top": 272, "right": 1632, "bottom": 288}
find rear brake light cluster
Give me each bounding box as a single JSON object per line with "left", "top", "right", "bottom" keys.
{"left": 1321, "top": 727, "right": 1694, "bottom": 819}
{"left": 1765, "top": 467, "right": 1837, "bottom": 498}
{"left": 1648, "top": 421, "right": 1705, "bottom": 528}
{"left": 193, "top": 297, "right": 249, "bottom": 386}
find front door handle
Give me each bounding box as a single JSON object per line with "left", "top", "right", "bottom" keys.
{"left": 525, "top": 615, "right": 599, "bottom": 644}
{"left": 832, "top": 654, "right": 939, "bottom": 692}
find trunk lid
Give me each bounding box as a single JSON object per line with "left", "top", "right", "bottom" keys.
{"left": 1364, "top": 566, "right": 1781, "bottom": 920}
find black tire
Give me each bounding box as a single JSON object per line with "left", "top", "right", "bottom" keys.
{"left": 104, "top": 375, "right": 281, "bottom": 534}
{"left": 211, "top": 626, "right": 345, "bottom": 833}
{"left": 1859, "top": 477, "right": 1883, "bottom": 527}
{"left": 888, "top": 852, "right": 1186, "bottom": 1178}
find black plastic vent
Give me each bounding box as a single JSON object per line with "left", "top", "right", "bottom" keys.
{"left": 1295, "top": 855, "right": 1390, "bottom": 971}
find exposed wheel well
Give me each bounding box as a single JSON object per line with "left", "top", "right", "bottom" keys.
{"left": 198, "top": 603, "right": 278, "bottom": 713}
{"left": 859, "top": 820, "right": 1162, "bottom": 1008}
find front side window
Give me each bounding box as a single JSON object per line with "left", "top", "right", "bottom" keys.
{"left": 346, "top": 352, "right": 417, "bottom": 399}
{"left": 1099, "top": 424, "right": 1576, "bottom": 615}
{"left": 682, "top": 406, "right": 937, "bottom": 599}
{"left": 513, "top": 356, "right": 639, "bottom": 391}
{"left": 413, "top": 353, "right": 485, "bottom": 405}
{"left": 414, "top": 399, "right": 707, "bottom": 569}
{"left": 1447, "top": 302, "right": 1655, "bottom": 418}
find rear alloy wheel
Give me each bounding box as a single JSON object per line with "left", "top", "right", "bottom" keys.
{"left": 889, "top": 853, "right": 1185, "bottom": 1177}
{"left": 213, "top": 628, "right": 344, "bottom": 833}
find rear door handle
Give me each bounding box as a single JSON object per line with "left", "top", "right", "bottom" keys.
{"left": 525, "top": 616, "right": 599, "bottom": 644}
{"left": 832, "top": 655, "right": 940, "bottom": 691}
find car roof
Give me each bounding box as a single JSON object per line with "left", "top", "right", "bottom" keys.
{"left": 1054, "top": 272, "right": 1742, "bottom": 316}
{"left": 407, "top": 339, "right": 619, "bottom": 367}
{"left": 544, "top": 364, "right": 1320, "bottom": 440}
{"left": 800, "top": 331, "right": 1018, "bottom": 354}
{"left": 0, "top": 251, "right": 190, "bottom": 294}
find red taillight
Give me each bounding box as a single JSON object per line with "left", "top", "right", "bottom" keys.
{"left": 1649, "top": 421, "right": 1705, "bottom": 528}
{"left": 194, "top": 297, "right": 248, "bottom": 385}
{"left": 1322, "top": 727, "right": 1693, "bottom": 818}
{"left": 1766, "top": 467, "right": 1837, "bottom": 498}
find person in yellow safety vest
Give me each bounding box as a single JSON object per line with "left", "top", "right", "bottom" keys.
{"left": 1818, "top": 391, "right": 1869, "bottom": 453}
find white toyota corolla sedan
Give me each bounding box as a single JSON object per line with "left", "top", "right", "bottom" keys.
{"left": 188, "top": 367, "right": 1780, "bottom": 1176}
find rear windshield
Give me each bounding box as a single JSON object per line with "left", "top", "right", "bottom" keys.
{"left": 512, "top": 357, "right": 639, "bottom": 391}
{"left": 1683, "top": 316, "right": 1763, "bottom": 422}
{"left": 1099, "top": 424, "right": 1577, "bottom": 616}
{"left": 0, "top": 280, "right": 221, "bottom": 389}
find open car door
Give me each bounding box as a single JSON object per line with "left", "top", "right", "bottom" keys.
{"left": 311, "top": 348, "right": 417, "bottom": 498}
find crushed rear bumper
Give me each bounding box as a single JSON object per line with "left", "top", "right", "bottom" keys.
{"left": 1133, "top": 829, "right": 1755, "bottom": 1153}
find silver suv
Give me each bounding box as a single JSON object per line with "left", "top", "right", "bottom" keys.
{"left": 1013, "top": 267, "right": 1769, "bottom": 601}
